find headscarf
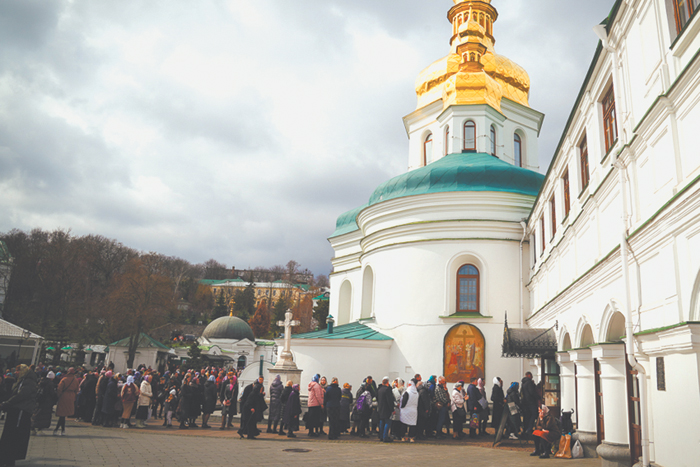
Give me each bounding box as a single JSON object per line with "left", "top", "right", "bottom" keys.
{"left": 47, "top": 371, "right": 56, "bottom": 380}
{"left": 126, "top": 376, "right": 135, "bottom": 385}
{"left": 67, "top": 367, "right": 76, "bottom": 374}
{"left": 343, "top": 382, "right": 350, "bottom": 389}
{"left": 292, "top": 384, "right": 300, "bottom": 392}
{"left": 17, "top": 364, "right": 31, "bottom": 380}
{"left": 286, "top": 380, "right": 293, "bottom": 387}
{"left": 105, "top": 371, "right": 113, "bottom": 378}
{"left": 477, "top": 378, "right": 485, "bottom": 390}
{"left": 540, "top": 405, "right": 549, "bottom": 416}
{"left": 208, "top": 375, "right": 215, "bottom": 382}
{"left": 274, "top": 375, "right": 281, "bottom": 384}
{"left": 493, "top": 376, "right": 501, "bottom": 386}
{"left": 312, "top": 374, "right": 320, "bottom": 383}
{"left": 508, "top": 382, "right": 519, "bottom": 392}
{"left": 170, "top": 389, "right": 177, "bottom": 396}
{"left": 454, "top": 382, "right": 463, "bottom": 390}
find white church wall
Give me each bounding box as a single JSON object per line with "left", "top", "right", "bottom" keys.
{"left": 289, "top": 340, "right": 391, "bottom": 395}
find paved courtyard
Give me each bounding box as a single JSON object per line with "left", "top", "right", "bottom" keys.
{"left": 3, "top": 419, "right": 601, "bottom": 467}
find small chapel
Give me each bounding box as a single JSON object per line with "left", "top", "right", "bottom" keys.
{"left": 287, "top": 0, "right": 545, "bottom": 398}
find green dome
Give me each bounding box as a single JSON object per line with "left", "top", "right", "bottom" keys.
{"left": 369, "top": 152, "right": 544, "bottom": 205}
{"left": 202, "top": 316, "right": 255, "bottom": 341}
{"left": 330, "top": 153, "right": 544, "bottom": 238}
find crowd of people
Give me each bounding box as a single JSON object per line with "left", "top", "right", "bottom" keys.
{"left": 0, "top": 363, "right": 561, "bottom": 467}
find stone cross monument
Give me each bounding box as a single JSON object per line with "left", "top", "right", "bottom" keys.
{"left": 268, "top": 309, "right": 303, "bottom": 385}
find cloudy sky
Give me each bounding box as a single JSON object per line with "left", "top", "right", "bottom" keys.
{"left": 0, "top": 0, "right": 613, "bottom": 276}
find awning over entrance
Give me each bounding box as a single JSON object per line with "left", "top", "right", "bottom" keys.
{"left": 501, "top": 318, "right": 557, "bottom": 359}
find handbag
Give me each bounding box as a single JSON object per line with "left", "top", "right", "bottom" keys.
{"left": 455, "top": 406, "right": 467, "bottom": 419}
{"left": 469, "top": 414, "right": 479, "bottom": 429}
{"left": 478, "top": 397, "right": 488, "bottom": 410}
{"left": 555, "top": 434, "right": 572, "bottom": 459}
{"left": 508, "top": 402, "right": 520, "bottom": 415}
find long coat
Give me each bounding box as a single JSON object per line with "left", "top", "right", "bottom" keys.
{"left": 0, "top": 370, "right": 38, "bottom": 463}
{"left": 32, "top": 377, "right": 56, "bottom": 429}
{"left": 55, "top": 373, "right": 79, "bottom": 417}
{"left": 377, "top": 384, "right": 394, "bottom": 420}
{"left": 268, "top": 379, "right": 284, "bottom": 422}
{"left": 399, "top": 385, "right": 419, "bottom": 426}
{"left": 491, "top": 383, "right": 505, "bottom": 428}
{"left": 283, "top": 389, "right": 301, "bottom": 428}
{"left": 202, "top": 381, "right": 217, "bottom": 414}
{"left": 102, "top": 378, "right": 118, "bottom": 415}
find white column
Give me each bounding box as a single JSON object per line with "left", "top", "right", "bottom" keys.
{"left": 31, "top": 340, "right": 40, "bottom": 366}
{"left": 557, "top": 352, "right": 577, "bottom": 424}
{"left": 592, "top": 344, "right": 630, "bottom": 446}
{"left": 570, "top": 349, "right": 596, "bottom": 433}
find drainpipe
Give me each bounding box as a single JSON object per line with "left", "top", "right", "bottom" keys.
{"left": 614, "top": 160, "right": 650, "bottom": 467}
{"left": 519, "top": 220, "right": 527, "bottom": 381}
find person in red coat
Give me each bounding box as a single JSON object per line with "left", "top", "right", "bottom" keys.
{"left": 54, "top": 368, "right": 79, "bottom": 436}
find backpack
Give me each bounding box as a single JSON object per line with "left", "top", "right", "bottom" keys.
{"left": 356, "top": 392, "right": 370, "bottom": 411}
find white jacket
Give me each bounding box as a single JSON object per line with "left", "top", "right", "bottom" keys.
{"left": 392, "top": 386, "right": 404, "bottom": 421}
{"left": 399, "top": 384, "right": 418, "bottom": 427}
{"left": 451, "top": 388, "right": 465, "bottom": 413}
{"left": 138, "top": 381, "right": 152, "bottom": 407}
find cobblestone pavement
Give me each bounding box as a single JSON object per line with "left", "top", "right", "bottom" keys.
{"left": 5, "top": 419, "right": 601, "bottom": 467}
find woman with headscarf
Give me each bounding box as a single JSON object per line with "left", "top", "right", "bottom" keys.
{"left": 339, "top": 382, "right": 353, "bottom": 434}
{"left": 391, "top": 378, "right": 405, "bottom": 440}
{"left": 491, "top": 376, "right": 505, "bottom": 431}
{"left": 239, "top": 382, "right": 266, "bottom": 439}
{"left": 532, "top": 405, "right": 561, "bottom": 458}
{"left": 201, "top": 375, "right": 217, "bottom": 429}
{"left": 307, "top": 374, "right": 324, "bottom": 437}
{"left": 277, "top": 380, "right": 293, "bottom": 435}
{"left": 505, "top": 381, "right": 522, "bottom": 439}
{"left": 450, "top": 382, "right": 466, "bottom": 439}
{"left": 399, "top": 379, "right": 419, "bottom": 442}
{"left": 219, "top": 374, "right": 237, "bottom": 430}
{"left": 54, "top": 367, "right": 79, "bottom": 435}
{"left": 120, "top": 375, "right": 140, "bottom": 429}
{"left": 135, "top": 374, "right": 152, "bottom": 428}
{"left": 163, "top": 388, "right": 177, "bottom": 428}
{"left": 92, "top": 370, "right": 108, "bottom": 426}
{"left": 101, "top": 371, "right": 119, "bottom": 428}
{"left": 78, "top": 370, "right": 97, "bottom": 423}
{"left": 267, "top": 374, "right": 284, "bottom": 434}
{"left": 283, "top": 383, "right": 302, "bottom": 438}
{"left": 0, "top": 365, "right": 37, "bottom": 466}
{"left": 32, "top": 371, "right": 56, "bottom": 435}
{"left": 178, "top": 373, "right": 194, "bottom": 429}
{"left": 477, "top": 378, "right": 489, "bottom": 435}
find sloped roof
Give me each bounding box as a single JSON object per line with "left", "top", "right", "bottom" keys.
{"left": 109, "top": 333, "right": 171, "bottom": 351}
{"left": 292, "top": 321, "right": 392, "bottom": 341}
{"left": 502, "top": 323, "right": 557, "bottom": 359}
{"left": 0, "top": 318, "right": 42, "bottom": 339}
{"left": 0, "top": 240, "right": 11, "bottom": 263}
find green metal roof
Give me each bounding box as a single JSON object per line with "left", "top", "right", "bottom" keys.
{"left": 202, "top": 316, "right": 255, "bottom": 341}
{"left": 330, "top": 204, "right": 368, "bottom": 238}
{"left": 313, "top": 293, "right": 329, "bottom": 301}
{"left": 109, "top": 333, "right": 171, "bottom": 351}
{"left": 199, "top": 278, "right": 245, "bottom": 286}
{"left": 292, "top": 321, "right": 393, "bottom": 341}
{"left": 330, "top": 153, "right": 544, "bottom": 238}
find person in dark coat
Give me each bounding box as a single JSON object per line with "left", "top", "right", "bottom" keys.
{"left": 101, "top": 373, "right": 119, "bottom": 428}
{"left": 520, "top": 372, "right": 539, "bottom": 434}
{"left": 219, "top": 375, "right": 237, "bottom": 430}
{"left": 324, "top": 377, "right": 342, "bottom": 440}
{"left": 377, "top": 376, "right": 395, "bottom": 442}
{"left": 466, "top": 377, "right": 481, "bottom": 438}
{"left": 532, "top": 405, "right": 561, "bottom": 458}
{"left": 92, "top": 371, "right": 108, "bottom": 426}
{"left": 283, "top": 384, "right": 302, "bottom": 438}
{"left": 505, "top": 382, "right": 522, "bottom": 438}
{"left": 277, "top": 381, "right": 293, "bottom": 435}
{"left": 201, "top": 376, "right": 217, "bottom": 429}
{"left": 417, "top": 381, "right": 432, "bottom": 440}
{"left": 267, "top": 375, "right": 284, "bottom": 434}
{"left": 78, "top": 371, "right": 97, "bottom": 423}
{"left": 0, "top": 365, "right": 38, "bottom": 467}
{"left": 32, "top": 371, "right": 57, "bottom": 434}
{"left": 178, "top": 375, "right": 194, "bottom": 429}
{"left": 491, "top": 377, "right": 505, "bottom": 430}
{"left": 237, "top": 382, "right": 254, "bottom": 436}
{"left": 339, "top": 383, "right": 353, "bottom": 433}
{"left": 239, "top": 382, "right": 267, "bottom": 439}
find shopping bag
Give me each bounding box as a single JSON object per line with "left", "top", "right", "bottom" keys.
{"left": 147, "top": 407, "right": 152, "bottom": 420}
{"left": 478, "top": 397, "right": 488, "bottom": 409}
{"left": 508, "top": 402, "right": 519, "bottom": 415}
{"left": 555, "top": 434, "right": 572, "bottom": 459}
{"left": 572, "top": 439, "right": 584, "bottom": 458}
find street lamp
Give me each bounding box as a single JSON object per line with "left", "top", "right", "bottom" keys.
{"left": 17, "top": 329, "right": 31, "bottom": 365}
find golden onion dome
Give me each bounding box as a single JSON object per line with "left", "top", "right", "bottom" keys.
{"left": 414, "top": 0, "right": 530, "bottom": 111}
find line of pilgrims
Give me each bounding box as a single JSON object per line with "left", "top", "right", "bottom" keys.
{"left": 2, "top": 363, "right": 560, "bottom": 460}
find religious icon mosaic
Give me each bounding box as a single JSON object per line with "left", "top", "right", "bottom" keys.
{"left": 444, "top": 323, "right": 485, "bottom": 383}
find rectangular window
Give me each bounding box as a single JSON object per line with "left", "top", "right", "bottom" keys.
{"left": 550, "top": 196, "right": 556, "bottom": 239}
{"left": 532, "top": 233, "right": 537, "bottom": 266}
{"left": 540, "top": 216, "right": 545, "bottom": 255}
{"left": 563, "top": 169, "right": 571, "bottom": 218}
{"left": 674, "top": 0, "right": 698, "bottom": 34}
{"left": 602, "top": 86, "right": 618, "bottom": 154}
{"left": 580, "top": 135, "right": 590, "bottom": 191}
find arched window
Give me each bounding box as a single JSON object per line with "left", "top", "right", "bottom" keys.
{"left": 338, "top": 280, "right": 352, "bottom": 325}
{"left": 514, "top": 133, "right": 522, "bottom": 167}
{"left": 444, "top": 125, "right": 450, "bottom": 155}
{"left": 457, "top": 264, "right": 479, "bottom": 312}
{"left": 237, "top": 355, "right": 247, "bottom": 370}
{"left": 423, "top": 133, "right": 433, "bottom": 166}
{"left": 361, "top": 266, "right": 374, "bottom": 319}
{"left": 463, "top": 121, "right": 476, "bottom": 152}
{"left": 490, "top": 125, "right": 497, "bottom": 156}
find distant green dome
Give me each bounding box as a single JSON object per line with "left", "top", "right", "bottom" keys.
{"left": 369, "top": 152, "right": 544, "bottom": 205}
{"left": 330, "top": 153, "right": 544, "bottom": 238}
{"left": 202, "top": 316, "right": 255, "bottom": 341}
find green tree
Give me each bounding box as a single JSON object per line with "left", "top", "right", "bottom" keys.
{"left": 271, "top": 298, "right": 290, "bottom": 335}
{"left": 313, "top": 299, "right": 330, "bottom": 330}
{"left": 233, "top": 282, "right": 255, "bottom": 321}
{"left": 184, "top": 340, "right": 206, "bottom": 371}
{"left": 212, "top": 289, "right": 228, "bottom": 319}
{"left": 249, "top": 299, "right": 271, "bottom": 338}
